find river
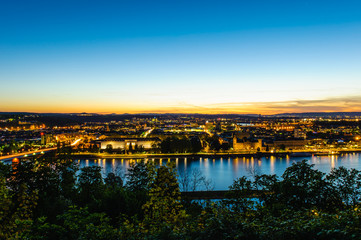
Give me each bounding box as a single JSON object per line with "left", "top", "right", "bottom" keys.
{"left": 76, "top": 153, "right": 361, "bottom": 190}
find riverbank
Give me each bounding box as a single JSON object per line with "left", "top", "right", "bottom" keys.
{"left": 71, "top": 149, "right": 361, "bottom": 160}
{"left": 4, "top": 149, "right": 361, "bottom": 162}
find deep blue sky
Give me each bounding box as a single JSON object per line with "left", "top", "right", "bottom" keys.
{"left": 1, "top": 0, "right": 361, "bottom": 113}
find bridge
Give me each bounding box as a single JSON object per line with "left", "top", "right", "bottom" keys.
{"left": 0, "top": 138, "right": 82, "bottom": 162}
{"left": 0, "top": 147, "right": 57, "bottom": 162}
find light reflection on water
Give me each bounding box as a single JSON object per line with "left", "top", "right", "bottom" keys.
{"left": 77, "top": 153, "right": 361, "bottom": 190}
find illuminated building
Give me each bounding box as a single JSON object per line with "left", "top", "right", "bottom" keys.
{"left": 99, "top": 138, "right": 160, "bottom": 150}
{"left": 233, "top": 135, "right": 263, "bottom": 151}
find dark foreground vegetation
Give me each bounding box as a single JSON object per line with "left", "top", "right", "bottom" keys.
{"left": 1, "top": 149, "right": 361, "bottom": 239}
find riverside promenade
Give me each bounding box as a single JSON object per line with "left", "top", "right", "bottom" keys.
{"left": 70, "top": 149, "right": 361, "bottom": 160}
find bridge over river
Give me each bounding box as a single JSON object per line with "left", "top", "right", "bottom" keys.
{"left": 0, "top": 138, "right": 82, "bottom": 162}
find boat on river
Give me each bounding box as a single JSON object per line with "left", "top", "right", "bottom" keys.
{"left": 290, "top": 152, "right": 312, "bottom": 157}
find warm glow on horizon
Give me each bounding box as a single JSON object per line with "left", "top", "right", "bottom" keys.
{"left": 3, "top": 94, "right": 361, "bottom": 115}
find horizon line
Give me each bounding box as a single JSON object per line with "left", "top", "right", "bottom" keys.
{"left": 2, "top": 110, "right": 361, "bottom": 116}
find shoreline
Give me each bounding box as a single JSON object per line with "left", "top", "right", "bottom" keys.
{"left": 3, "top": 149, "right": 361, "bottom": 162}
{"left": 71, "top": 150, "right": 361, "bottom": 160}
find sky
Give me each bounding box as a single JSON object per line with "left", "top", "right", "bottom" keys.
{"left": 1, "top": 0, "right": 361, "bottom": 114}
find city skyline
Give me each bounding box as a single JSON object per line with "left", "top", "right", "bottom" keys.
{"left": 2, "top": 1, "right": 361, "bottom": 114}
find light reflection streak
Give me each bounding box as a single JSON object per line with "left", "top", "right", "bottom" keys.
{"left": 331, "top": 155, "right": 335, "bottom": 169}
{"left": 233, "top": 157, "right": 239, "bottom": 174}
{"left": 112, "top": 159, "right": 115, "bottom": 172}
{"left": 270, "top": 156, "right": 275, "bottom": 174}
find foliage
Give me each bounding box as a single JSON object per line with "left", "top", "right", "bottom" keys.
{"left": 77, "top": 166, "right": 105, "bottom": 210}
{"left": 3, "top": 156, "right": 361, "bottom": 239}
{"left": 21, "top": 207, "right": 119, "bottom": 240}
{"left": 160, "top": 136, "right": 203, "bottom": 153}
{"left": 0, "top": 177, "right": 38, "bottom": 239}
{"left": 105, "top": 172, "right": 123, "bottom": 187}
{"left": 326, "top": 166, "right": 361, "bottom": 208}
{"left": 207, "top": 135, "right": 221, "bottom": 151}
{"left": 178, "top": 168, "right": 214, "bottom": 192}
{"left": 141, "top": 163, "right": 187, "bottom": 234}
{"left": 125, "top": 160, "right": 154, "bottom": 192}
{"left": 223, "top": 176, "right": 256, "bottom": 213}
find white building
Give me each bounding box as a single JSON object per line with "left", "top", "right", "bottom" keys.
{"left": 100, "top": 138, "right": 160, "bottom": 150}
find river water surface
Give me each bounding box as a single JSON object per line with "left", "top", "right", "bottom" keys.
{"left": 77, "top": 153, "right": 361, "bottom": 190}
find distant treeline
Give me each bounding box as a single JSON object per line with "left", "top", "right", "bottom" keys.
{"left": 160, "top": 136, "right": 202, "bottom": 153}
{"left": 314, "top": 120, "right": 361, "bottom": 128}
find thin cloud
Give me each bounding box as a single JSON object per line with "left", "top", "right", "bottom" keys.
{"left": 201, "top": 96, "right": 361, "bottom": 114}
{"left": 136, "top": 96, "right": 361, "bottom": 114}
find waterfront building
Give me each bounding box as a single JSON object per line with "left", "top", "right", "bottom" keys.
{"left": 233, "top": 135, "right": 263, "bottom": 151}
{"left": 99, "top": 137, "right": 160, "bottom": 150}
{"left": 271, "top": 139, "right": 310, "bottom": 150}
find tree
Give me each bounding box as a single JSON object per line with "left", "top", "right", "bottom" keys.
{"left": 178, "top": 168, "right": 214, "bottom": 192}
{"left": 106, "top": 144, "right": 113, "bottom": 154}
{"left": 124, "top": 161, "right": 155, "bottom": 218}
{"left": 190, "top": 136, "right": 203, "bottom": 153}
{"left": 208, "top": 136, "right": 221, "bottom": 152}
{"left": 128, "top": 143, "right": 133, "bottom": 153}
{"left": 101, "top": 180, "right": 128, "bottom": 225}
{"left": 6, "top": 156, "right": 71, "bottom": 221}
{"left": 125, "top": 161, "right": 154, "bottom": 192}
{"left": 160, "top": 137, "right": 193, "bottom": 153}
{"left": 89, "top": 144, "right": 100, "bottom": 153}
{"left": 141, "top": 163, "right": 187, "bottom": 234}
{"left": 224, "top": 176, "right": 256, "bottom": 213}
{"left": 326, "top": 167, "right": 361, "bottom": 208}
{"left": 278, "top": 160, "right": 331, "bottom": 210}
{"left": 50, "top": 206, "right": 118, "bottom": 240}
{"left": 220, "top": 142, "right": 230, "bottom": 151}
{"left": 0, "top": 177, "right": 38, "bottom": 239}
{"left": 77, "top": 166, "right": 104, "bottom": 209}
{"left": 59, "top": 161, "right": 78, "bottom": 202}
{"left": 105, "top": 173, "right": 123, "bottom": 188}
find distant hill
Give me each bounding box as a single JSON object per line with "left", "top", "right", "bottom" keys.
{"left": 271, "top": 112, "right": 361, "bottom": 118}
{"left": 1, "top": 112, "right": 361, "bottom": 126}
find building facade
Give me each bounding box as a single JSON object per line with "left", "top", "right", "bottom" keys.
{"left": 233, "top": 135, "right": 263, "bottom": 151}
{"left": 99, "top": 138, "right": 160, "bottom": 150}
